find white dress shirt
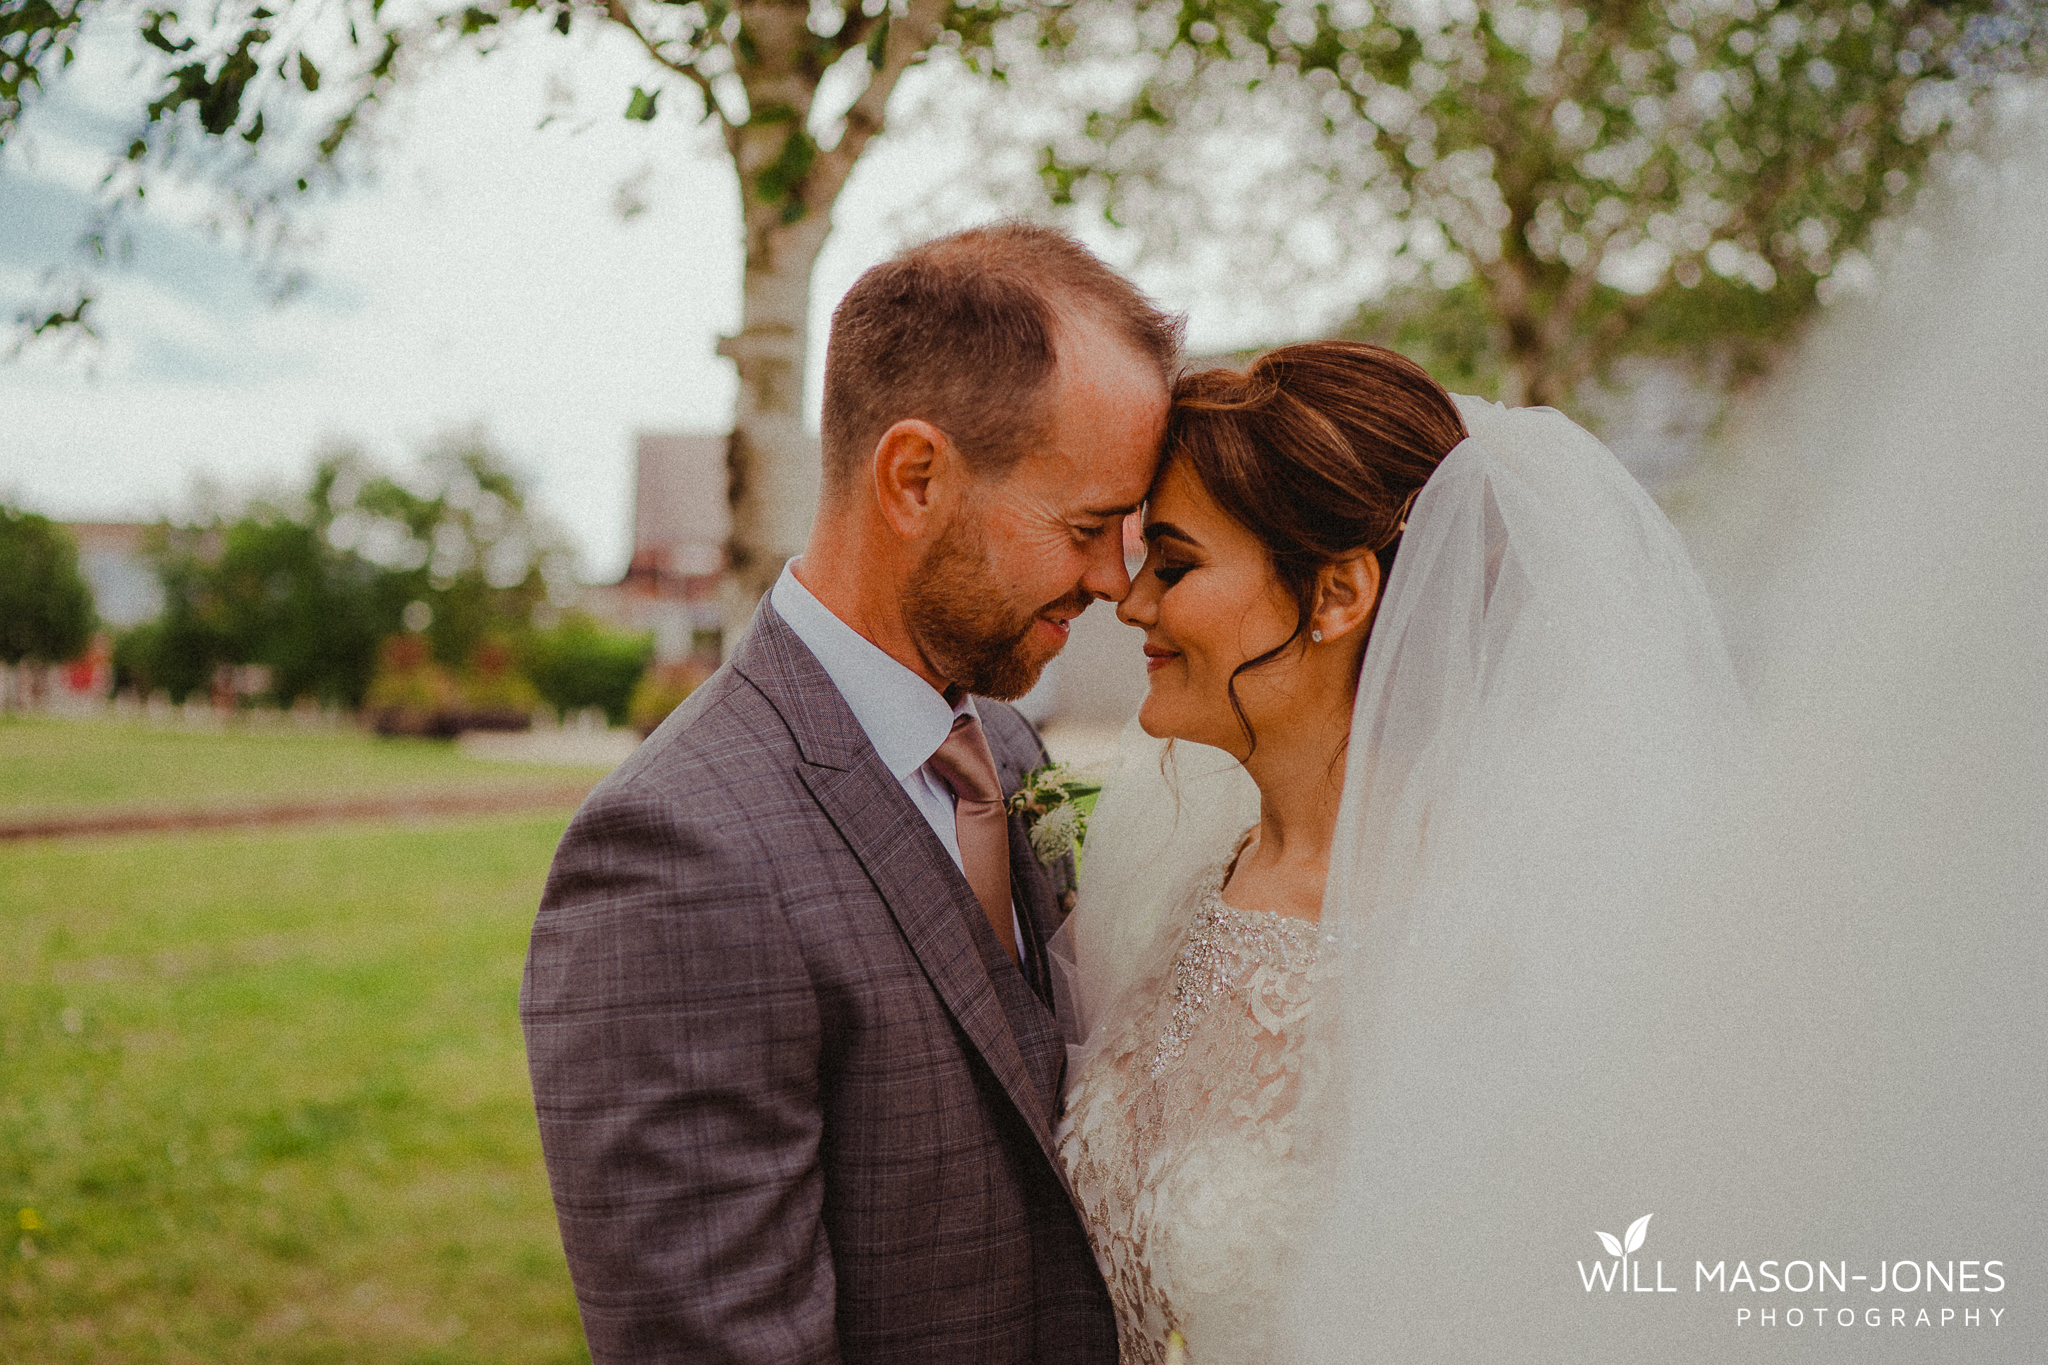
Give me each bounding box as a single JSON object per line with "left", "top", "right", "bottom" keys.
{"left": 771, "top": 562, "right": 1027, "bottom": 964}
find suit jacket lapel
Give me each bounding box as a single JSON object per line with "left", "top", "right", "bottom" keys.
{"left": 998, "top": 796, "right": 1063, "bottom": 1007}
{"left": 735, "top": 603, "right": 1065, "bottom": 1166}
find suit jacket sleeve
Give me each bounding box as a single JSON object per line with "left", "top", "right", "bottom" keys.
{"left": 521, "top": 780, "right": 837, "bottom": 1365}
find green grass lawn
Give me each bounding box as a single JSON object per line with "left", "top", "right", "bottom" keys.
{"left": 0, "top": 716, "right": 609, "bottom": 818}
{"left": 0, "top": 814, "right": 589, "bottom": 1364}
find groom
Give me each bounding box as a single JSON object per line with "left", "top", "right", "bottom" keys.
{"left": 522, "top": 222, "right": 1178, "bottom": 1363}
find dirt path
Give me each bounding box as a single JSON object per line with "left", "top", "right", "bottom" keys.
{"left": 0, "top": 781, "right": 600, "bottom": 841}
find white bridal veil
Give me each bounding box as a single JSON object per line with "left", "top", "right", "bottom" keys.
{"left": 1061, "top": 106, "right": 2048, "bottom": 1357}
{"left": 1058, "top": 395, "right": 1763, "bottom": 1359}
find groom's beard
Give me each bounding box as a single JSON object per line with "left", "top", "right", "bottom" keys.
{"left": 904, "top": 515, "right": 1084, "bottom": 701}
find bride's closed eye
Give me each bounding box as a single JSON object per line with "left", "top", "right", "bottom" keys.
{"left": 1153, "top": 562, "right": 1193, "bottom": 587}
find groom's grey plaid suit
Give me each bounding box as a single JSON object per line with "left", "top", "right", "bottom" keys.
{"left": 521, "top": 600, "right": 1118, "bottom": 1364}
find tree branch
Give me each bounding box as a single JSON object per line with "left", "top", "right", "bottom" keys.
{"left": 602, "top": 0, "right": 719, "bottom": 109}
{"left": 805, "top": 0, "right": 947, "bottom": 210}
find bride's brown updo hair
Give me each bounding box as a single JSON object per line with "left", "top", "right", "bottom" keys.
{"left": 1166, "top": 340, "right": 1467, "bottom": 726}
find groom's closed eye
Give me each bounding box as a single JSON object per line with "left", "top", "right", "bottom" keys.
{"left": 1077, "top": 504, "right": 1141, "bottom": 525}
{"left": 1069, "top": 503, "right": 1142, "bottom": 540}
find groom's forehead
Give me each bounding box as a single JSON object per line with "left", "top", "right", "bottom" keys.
{"left": 1037, "top": 329, "right": 1168, "bottom": 469}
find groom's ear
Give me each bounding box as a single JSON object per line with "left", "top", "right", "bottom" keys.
{"left": 1312, "top": 552, "right": 1383, "bottom": 643}
{"left": 872, "top": 418, "right": 952, "bottom": 541}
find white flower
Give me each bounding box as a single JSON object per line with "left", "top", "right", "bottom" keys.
{"left": 1028, "top": 801, "right": 1083, "bottom": 864}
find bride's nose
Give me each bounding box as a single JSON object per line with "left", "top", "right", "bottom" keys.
{"left": 1116, "top": 572, "right": 1159, "bottom": 629}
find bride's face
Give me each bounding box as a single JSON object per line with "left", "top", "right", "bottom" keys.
{"left": 1118, "top": 460, "right": 1305, "bottom": 757}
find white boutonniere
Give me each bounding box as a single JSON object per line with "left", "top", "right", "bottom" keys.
{"left": 1007, "top": 761, "right": 1104, "bottom": 868}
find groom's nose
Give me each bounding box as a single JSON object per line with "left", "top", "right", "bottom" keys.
{"left": 1078, "top": 528, "right": 1135, "bottom": 603}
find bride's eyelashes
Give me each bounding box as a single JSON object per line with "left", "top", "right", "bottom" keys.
{"left": 1153, "top": 562, "right": 1193, "bottom": 587}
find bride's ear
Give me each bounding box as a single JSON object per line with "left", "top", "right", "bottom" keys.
{"left": 1309, "top": 552, "right": 1382, "bottom": 644}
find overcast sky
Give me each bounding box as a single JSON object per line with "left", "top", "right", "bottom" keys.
{"left": 0, "top": 19, "right": 1350, "bottom": 581}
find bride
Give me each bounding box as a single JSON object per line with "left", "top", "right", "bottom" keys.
{"left": 1052, "top": 340, "right": 1749, "bottom": 1362}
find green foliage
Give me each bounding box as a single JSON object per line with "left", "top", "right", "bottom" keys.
{"left": 359, "top": 630, "right": 544, "bottom": 736}
{"left": 1344, "top": 280, "right": 1507, "bottom": 401}
{"left": 0, "top": 0, "right": 84, "bottom": 138}
{"left": 121, "top": 435, "right": 563, "bottom": 708}
{"left": 3, "top": 0, "right": 993, "bottom": 341}
{"left": 463, "top": 632, "right": 543, "bottom": 726}
{"left": 1037, "top": 0, "right": 2047, "bottom": 408}
{"left": 523, "top": 612, "right": 652, "bottom": 727}
{"left": 0, "top": 811, "right": 591, "bottom": 1362}
{"left": 362, "top": 632, "right": 464, "bottom": 737}
{"left": 5, "top": 0, "right": 418, "bottom": 339}
{"left": 0, "top": 505, "right": 94, "bottom": 666}
{"left": 755, "top": 127, "right": 820, "bottom": 224}
{"left": 140, "top": 511, "right": 394, "bottom": 706}
{"left": 109, "top": 620, "right": 169, "bottom": 696}
{"left": 329, "top": 432, "right": 560, "bottom": 671}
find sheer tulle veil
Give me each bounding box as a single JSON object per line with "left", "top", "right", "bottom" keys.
{"left": 1051, "top": 394, "right": 1755, "bottom": 1358}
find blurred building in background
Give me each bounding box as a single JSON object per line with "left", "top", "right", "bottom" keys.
{"left": 577, "top": 433, "right": 729, "bottom": 667}
{"left": 64, "top": 522, "right": 161, "bottom": 627}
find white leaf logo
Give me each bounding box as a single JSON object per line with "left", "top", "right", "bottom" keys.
{"left": 1595, "top": 1230, "right": 1624, "bottom": 1258}
{"left": 1624, "top": 1213, "right": 1652, "bottom": 1254}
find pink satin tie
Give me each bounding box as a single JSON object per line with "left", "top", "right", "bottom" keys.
{"left": 927, "top": 714, "right": 1019, "bottom": 968}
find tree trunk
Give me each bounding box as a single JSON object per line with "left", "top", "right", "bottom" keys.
{"left": 710, "top": 0, "right": 949, "bottom": 635}
{"left": 1488, "top": 258, "right": 1542, "bottom": 409}
{"left": 718, "top": 209, "right": 833, "bottom": 609}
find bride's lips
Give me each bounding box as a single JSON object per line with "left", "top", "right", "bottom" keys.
{"left": 1142, "top": 644, "right": 1179, "bottom": 674}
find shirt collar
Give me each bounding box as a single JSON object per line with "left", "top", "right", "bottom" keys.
{"left": 770, "top": 561, "right": 977, "bottom": 781}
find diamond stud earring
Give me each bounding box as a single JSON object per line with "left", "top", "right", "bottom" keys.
{"left": 1310, "top": 629, "right": 1324, "bottom": 643}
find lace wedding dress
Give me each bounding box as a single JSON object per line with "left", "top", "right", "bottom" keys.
{"left": 1049, "top": 395, "right": 1753, "bottom": 1360}
{"left": 1056, "top": 834, "right": 1334, "bottom": 1364}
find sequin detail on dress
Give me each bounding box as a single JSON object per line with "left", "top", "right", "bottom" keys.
{"left": 1149, "top": 889, "right": 1322, "bottom": 1079}
{"left": 1057, "top": 837, "right": 1335, "bottom": 1365}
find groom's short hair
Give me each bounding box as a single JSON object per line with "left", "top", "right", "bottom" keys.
{"left": 821, "top": 221, "right": 1183, "bottom": 492}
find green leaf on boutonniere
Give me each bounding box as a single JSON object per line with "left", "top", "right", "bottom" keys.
{"left": 1008, "top": 761, "right": 1103, "bottom": 868}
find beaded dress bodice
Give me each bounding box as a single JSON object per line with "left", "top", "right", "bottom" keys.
{"left": 1055, "top": 839, "right": 1334, "bottom": 1364}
